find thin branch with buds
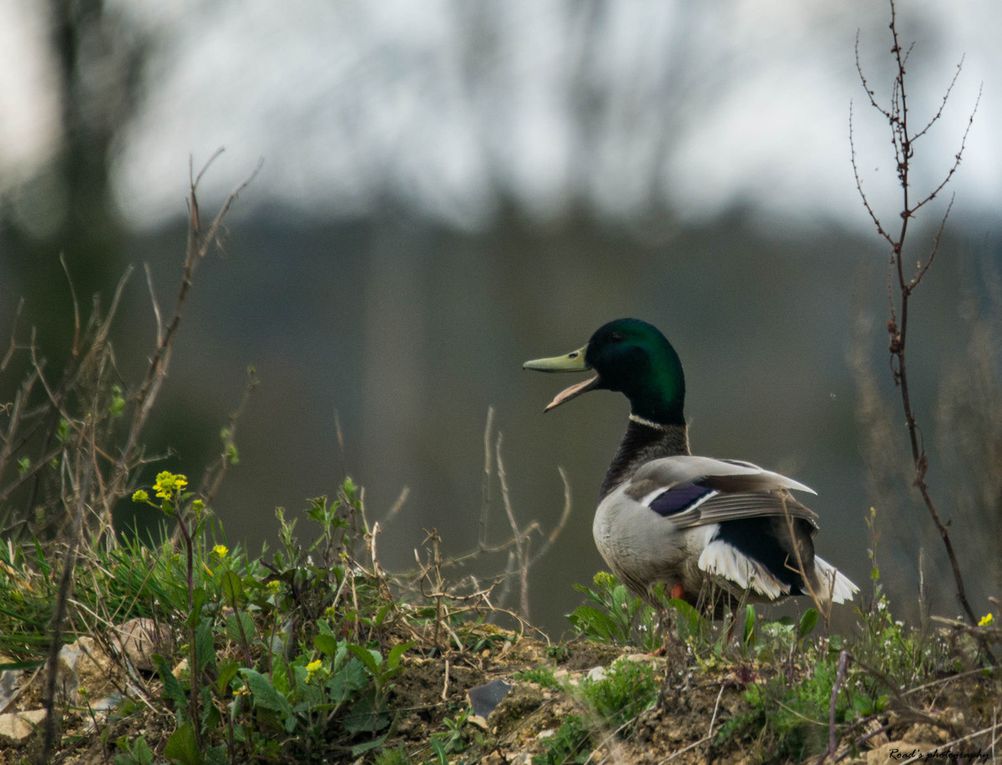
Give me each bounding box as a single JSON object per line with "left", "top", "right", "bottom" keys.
{"left": 851, "top": 0, "right": 986, "bottom": 638}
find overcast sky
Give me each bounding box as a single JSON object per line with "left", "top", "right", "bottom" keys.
{"left": 0, "top": 0, "right": 999, "bottom": 232}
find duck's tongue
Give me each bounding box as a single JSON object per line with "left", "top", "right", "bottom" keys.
{"left": 544, "top": 375, "right": 600, "bottom": 412}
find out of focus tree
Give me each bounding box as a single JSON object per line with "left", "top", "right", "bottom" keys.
{"left": 1, "top": 0, "right": 148, "bottom": 351}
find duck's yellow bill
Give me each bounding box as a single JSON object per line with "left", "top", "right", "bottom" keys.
{"left": 523, "top": 345, "right": 599, "bottom": 411}
{"left": 522, "top": 345, "right": 589, "bottom": 372}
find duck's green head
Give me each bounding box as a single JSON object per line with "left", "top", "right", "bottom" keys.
{"left": 523, "top": 318, "right": 686, "bottom": 425}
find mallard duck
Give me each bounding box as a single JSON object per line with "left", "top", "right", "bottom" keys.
{"left": 524, "top": 318, "right": 857, "bottom": 608}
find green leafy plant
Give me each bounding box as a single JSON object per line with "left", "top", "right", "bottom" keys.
{"left": 580, "top": 657, "right": 658, "bottom": 729}
{"left": 853, "top": 593, "right": 951, "bottom": 686}
{"left": 374, "top": 747, "right": 412, "bottom": 765}
{"left": 568, "top": 571, "right": 662, "bottom": 650}
{"left": 113, "top": 735, "right": 155, "bottom": 765}
{"left": 533, "top": 715, "right": 591, "bottom": 765}
{"left": 514, "top": 666, "right": 559, "bottom": 689}
{"left": 429, "top": 709, "right": 474, "bottom": 762}
{"left": 124, "top": 474, "right": 416, "bottom": 762}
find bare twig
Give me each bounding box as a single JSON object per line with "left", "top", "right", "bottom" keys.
{"left": 910, "top": 86, "right": 980, "bottom": 218}
{"left": 779, "top": 493, "right": 832, "bottom": 624}
{"left": 0, "top": 298, "right": 25, "bottom": 372}
{"left": 197, "top": 366, "right": 259, "bottom": 505}
{"left": 378, "top": 485, "right": 410, "bottom": 528}
{"left": 40, "top": 414, "right": 95, "bottom": 762}
{"left": 479, "top": 406, "right": 495, "bottom": 550}
{"left": 528, "top": 466, "right": 572, "bottom": 568}
{"left": 658, "top": 689, "right": 727, "bottom": 765}
{"left": 495, "top": 432, "right": 530, "bottom": 620}
{"left": 58, "top": 254, "right": 81, "bottom": 358}
{"left": 929, "top": 614, "right": 1002, "bottom": 641}
{"left": 707, "top": 681, "right": 725, "bottom": 739}
{"left": 143, "top": 263, "right": 164, "bottom": 346}
{"left": 817, "top": 650, "right": 850, "bottom": 764}
{"left": 441, "top": 658, "right": 450, "bottom": 702}
{"left": 912, "top": 56, "right": 965, "bottom": 143}
{"left": 853, "top": 0, "right": 986, "bottom": 640}
{"left": 849, "top": 102, "right": 894, "bottom": 250}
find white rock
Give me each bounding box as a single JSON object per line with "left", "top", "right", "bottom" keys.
{"left": 58, "top": 636, "right": 113, "bottom": 704}
{"left": 0, "top": 666, "right": 22, "bottom": 712}
{"left": 0, "top": 709, "right": 47, "bottom": 745}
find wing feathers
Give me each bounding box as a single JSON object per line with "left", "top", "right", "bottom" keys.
{"left": 630, "top": 455, "right": 816, "bottom": 495}
{"left": 668, "top": 491, "right": 820, "bottom": 530}
{"left": 697, "top": 539, "right": 790, "bottom": 600}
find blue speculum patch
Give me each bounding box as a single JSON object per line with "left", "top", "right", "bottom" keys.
{"left": 648, "top": 483, "right": 714, "bottom": 517}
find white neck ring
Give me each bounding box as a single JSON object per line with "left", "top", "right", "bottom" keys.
{"left": 628, "top": 413, "right": 673, "bottom": 431}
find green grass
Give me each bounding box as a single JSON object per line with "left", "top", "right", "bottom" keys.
{"left": 525, "top": 655, "right": 660, "bottom": 765}
{"left": 533, "top": 715, "right": 590, "bottom": 765}
{"left": 580, "top": 657, "right": 658, "bottom": 729}
{"left": 514, "top": 666, "right": 559, "bottom": 689}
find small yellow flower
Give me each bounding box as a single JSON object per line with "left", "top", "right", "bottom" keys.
{"left": 131, "top": 489, "right": 150, "bottom": 503}
{"left": 978, "top": 613, "right": 995, "bottom": 627}
{"left": 266, "top": 580, "right": 282, "bottom": 594}
{"left": 213, "top": 544, "right": 229, "bottom": 559}
{"left": 153, "top": 471, "right": 188, "bottom": 500}
{"left": 593, "top": 571, "right": 616, "bottom": 590}
{"left": 192, "top": 499, "right": 206, "bottom": 513}
{"left": 305, "top": 659, "right": 323, "bottom": 681}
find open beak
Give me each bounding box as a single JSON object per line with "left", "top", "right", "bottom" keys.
{"left": 523, "top": 344, "right": 600, "bottom": 412}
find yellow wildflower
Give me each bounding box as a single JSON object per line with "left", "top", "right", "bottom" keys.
{"left": 131, "top": 489, "right": 150, "bottom": 503}
{"left": 593, "top": 571, "right": 616, "bottom": 590}
{"left": 305, "top": 659, "right": 323, "bottom": 681}
{"left": 978, "top": 613, "right": 994, "bottom": 627}
{"left": 213, "top": 544, "right": 229, "bottom": 559}
{"left": 153, "top": 471, "right": 188, "bottom": 500}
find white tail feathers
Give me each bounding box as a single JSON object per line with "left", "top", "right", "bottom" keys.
{"left": 697, "top": 540, "right": 790, "bottom": 600}
{"left": 696, "top": 541, "right": 859, "bottom": 604}
{"left": 813, "top": 556, "right": 859, "bottom": 604}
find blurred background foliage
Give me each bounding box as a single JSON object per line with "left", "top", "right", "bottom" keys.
{"left": 1, "top": 0, "right": 1000, "bottom": 633}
